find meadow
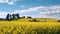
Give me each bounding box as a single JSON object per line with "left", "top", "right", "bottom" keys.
{"left": 0, "top": 18, "right": 60, "bottom": 34}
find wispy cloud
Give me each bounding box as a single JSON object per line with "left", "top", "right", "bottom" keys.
{"left": 0, "top": 5, "right": 60, "bottom": 19}
{"left": 8, "top": 2, "right": 14, "bottom": 5}
{"left": 0, "top": 11, "right": 8, "bottom": 18}
{"left": 20, "top": 5, "right": 25, "bottom": 8}
{"left": 8, "top": 0, "right": 19, "bottom": 5}
{"left": 0, "top": 0, "right": 19, "bottom": 5}
{"left": 14, "top": 5, "right": 60, "bottom": 18}
{"left": 17, "top": 6, "right": 45, "bottom": 13}
{"left": 0, "top": 0, "right": 9, "bottom": 3}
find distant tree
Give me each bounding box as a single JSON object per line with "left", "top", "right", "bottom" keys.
{"left": 6, "top": 14, "right": 9, "bottom": 20}
{"left": 32, "top": 19, "right": 37, "bottom": 22}
{"left": 29, "top": 19, "right": 37, "bottom": 22}
{"left": 12, "top": 14, "right": 19, "bottom": 19}
{"left": 23, "top": 16, "right": 25, "bottom": 18}
{"left": 6, "top": 13, "right": 20, "bottom": 21}
{"left": 14, "top": 14, "right": 19, "bottom": 18}
{"left": 27, "top": 16, "right": 32, "bottom": 18}
{"left": 6, "top": 14, "right": 12, "bottom": 20}
{"left": 57, "top": 20, "right": 60, "bottom": 22}
{"left": 29, "top": 19, "right": 40, "bottom": 22}
{"left": 16, "top": 14, "right": 19, "bottom": 18}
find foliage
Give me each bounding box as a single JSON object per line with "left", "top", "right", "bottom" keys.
{"left": 29, "top": 19, "right": 40, "bottom": 22}
{"left": 57, "top": 20, "right": 60, "bottom": 22}
{"left": 27, "top": 16, "right": 32, "bottom": 18}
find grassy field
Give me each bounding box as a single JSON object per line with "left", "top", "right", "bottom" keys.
{"left": 0, "top": 18, "right": 60, "bottom": 34}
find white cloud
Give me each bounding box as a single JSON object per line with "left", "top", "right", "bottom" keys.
{"left": 0, "top": 11, "right": 8, "bottom": 18}
{"left": 0, "top": 0, "right": 9, "bottom": 3}
{"left": 20, "top": 5, "right": 25, "bottom": 8}
{"left": 17, "top": 6, "right": 45, "bottom": 13}
{"left": 0, "top": 5, "right": 60, "bottom": 19}
{"left": 8, "top": 0, "right": 19, "bottom": 5}
{"left": 0, "top": 0, "right": 19, "bottom": 5}
{"left": 8, "top": 2, "right": 14, "bottom": 5}
{"left": 13, "top": 5, "right": 60, "bottom": 19}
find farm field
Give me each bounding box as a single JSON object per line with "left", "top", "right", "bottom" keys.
{"left": 0, "top": 18, "right": 60, "bottom": 34}
{"left": 0, "top": 0, "right": 60, "bottom": 34}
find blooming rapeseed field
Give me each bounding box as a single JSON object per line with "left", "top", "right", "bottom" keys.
{"left": 0, "top": 18, "right": 60, "bottom": 34}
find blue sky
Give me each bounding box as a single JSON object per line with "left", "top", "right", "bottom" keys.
{"left": 0, "top": 0, "right": 60, "bottom": 19}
